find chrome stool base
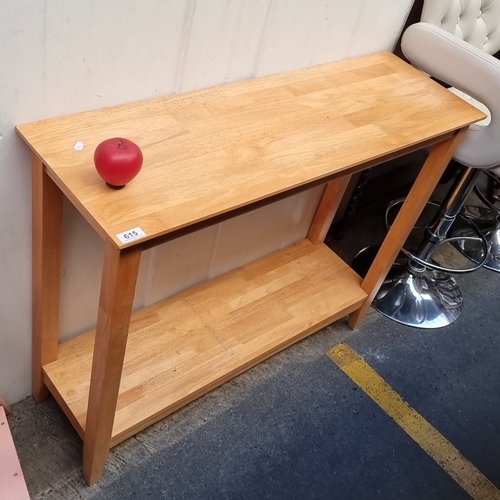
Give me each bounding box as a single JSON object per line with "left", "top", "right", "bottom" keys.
{"left": 373, "top": 260, "right": 462, "bottom": 329}
{"left": 352, "top": 247, "right": 462, "bottom": 329}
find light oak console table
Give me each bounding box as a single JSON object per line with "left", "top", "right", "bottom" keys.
{"left": 17, "top": 52, "right": 484, "bottom": 485}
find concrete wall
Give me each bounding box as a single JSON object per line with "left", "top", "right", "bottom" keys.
{"left": 0, "top": 0, "right": 414, "bottom": 404}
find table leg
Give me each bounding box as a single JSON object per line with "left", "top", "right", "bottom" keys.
{"left": 83, "top": 242, "right": 141, "bottom": 486}
{"left": 348, "top": 129, "right": 467, "bottom": 330}
{"left": 307, "top": 176, "right": 352, "bottom": 244}
{"left": 32, "top": 155, "right": 63, "bottom": 402}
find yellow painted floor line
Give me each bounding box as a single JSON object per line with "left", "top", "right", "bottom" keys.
{"left": 328, "top": 343, "right": 500, "bottom": 500}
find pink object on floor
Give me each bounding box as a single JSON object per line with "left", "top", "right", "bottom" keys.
{"left": 0, "top": 407, "right": 30, "bottom": 500}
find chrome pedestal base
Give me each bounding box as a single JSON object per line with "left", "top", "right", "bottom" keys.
{"left": 352, "top": 247, "right": 462, "bottom": 329}
{"left": 451, "top": 206, "right": 500, "bottom": 272}
{"left": 373, "top": 262, "right": 462, "bottom": 328}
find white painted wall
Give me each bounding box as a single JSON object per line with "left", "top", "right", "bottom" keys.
{"left": 0, "top": 0, "right": 414, "bottom": 404}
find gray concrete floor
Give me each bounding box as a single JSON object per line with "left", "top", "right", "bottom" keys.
{"left": 6, "top": 172, "right": 500, "bottom": 499}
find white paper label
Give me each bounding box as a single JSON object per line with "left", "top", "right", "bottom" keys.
{"left": 74, "top": 141, "right": 84, "bottom": 151}
{"left": 116, "top": 227, "right": 146, "bottom": 244}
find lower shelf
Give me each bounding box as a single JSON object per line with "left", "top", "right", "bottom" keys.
{"left": 43, "top": 240, "right": 366, "bottom": 447}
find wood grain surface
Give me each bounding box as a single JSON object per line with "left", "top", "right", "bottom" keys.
{"left": 43, "top": 240, "right": 366, "bottom": 448}
{"left": 17, "top": 52, "right": 485, "bottom": 249}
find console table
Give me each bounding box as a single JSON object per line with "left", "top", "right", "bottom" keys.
{"left": 17, "top": 52, "right": 484, "bottom": 485}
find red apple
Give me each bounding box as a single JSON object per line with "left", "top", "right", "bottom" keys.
{"left": 94, "top": 138, "right": 143, "bottom": 188}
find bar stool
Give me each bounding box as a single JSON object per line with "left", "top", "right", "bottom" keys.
{"left": 356, "top": 3, "right": 500, "bottom": 329}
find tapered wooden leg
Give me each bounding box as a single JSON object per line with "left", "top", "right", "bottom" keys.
{"left": 307, "top": 176, "right": 352, "bottom": 244}
{"left": 83, "top": 242, "right": 141, "bottom": 486}
{"left": 348, "top": 129, "right": 467, "bottom": 330}
{"left": 32, "top": 154, "right": 63, "bottom": 402}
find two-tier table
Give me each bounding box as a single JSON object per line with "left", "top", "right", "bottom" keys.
{"left": 16, "top": 52, "right": 484, "bottom": 485}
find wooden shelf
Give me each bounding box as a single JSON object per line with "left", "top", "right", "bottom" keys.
{"left": 43, "top": 240, "right": 365, "bottom": 447}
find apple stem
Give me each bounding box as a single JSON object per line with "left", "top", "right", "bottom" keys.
{"left": 118, "top": 140, "right": 122, "bottom": 148}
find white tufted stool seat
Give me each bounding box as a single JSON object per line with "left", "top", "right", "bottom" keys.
{"left": 423, "top": 0, "right": 500, "bottom": 52}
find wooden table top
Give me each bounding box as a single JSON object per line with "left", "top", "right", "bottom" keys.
{"left": 17, "top": 52, "right": 484, "bottom": 249}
